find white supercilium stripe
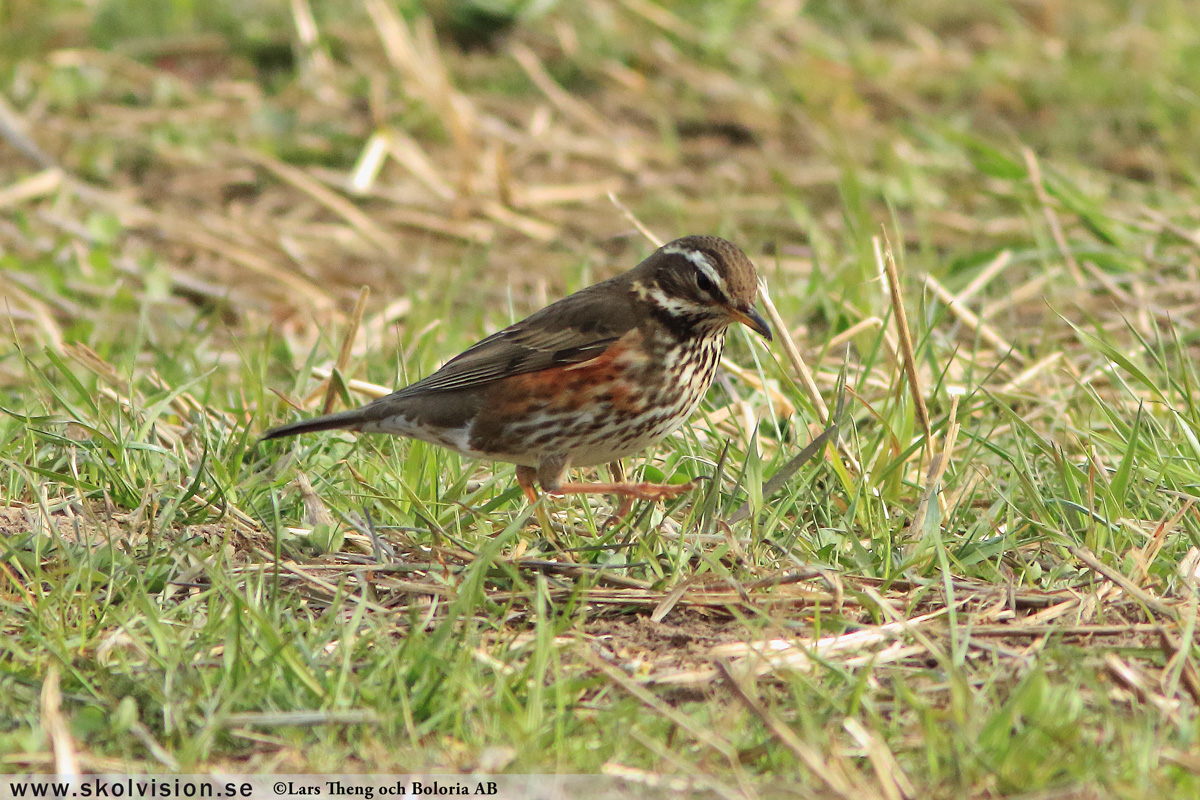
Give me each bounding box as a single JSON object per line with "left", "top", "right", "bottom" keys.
{"left": 661, "top": 245, "right": 723, "bottom": 290}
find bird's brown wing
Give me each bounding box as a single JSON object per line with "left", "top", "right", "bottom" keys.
{"left": 392, "top": 279, "right": 637, "bottom": 398}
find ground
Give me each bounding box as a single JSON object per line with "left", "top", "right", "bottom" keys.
{"left": 2, "top": 1, "right": 1200, "bottom": 797}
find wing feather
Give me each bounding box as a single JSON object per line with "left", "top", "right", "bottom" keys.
{"left": 392, "top": 279, "right": 637, "bottom": 398}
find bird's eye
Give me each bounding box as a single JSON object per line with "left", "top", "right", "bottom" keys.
{"left": 695, "top": 272, "right": 717, "bottom": 296}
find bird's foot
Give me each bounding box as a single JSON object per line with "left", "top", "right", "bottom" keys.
{"left": 550, "top": 480, "right": 698, "bottom": 502}
{"left": 517, "top": 464, "right": 699, "bottom": 531}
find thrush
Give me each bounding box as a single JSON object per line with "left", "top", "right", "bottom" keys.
{"left": 261, "top": 235, "right": 772, "bottom": 506}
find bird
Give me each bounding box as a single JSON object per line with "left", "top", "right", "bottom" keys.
{"left": 261, "top": 235, "right": 772, "bottom": 508}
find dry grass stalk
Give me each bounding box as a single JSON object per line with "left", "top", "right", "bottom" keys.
{"left": 649, "top": 580, "right": 691, "bottom": 623}
{"left": 1141, "top": 205, "right": 1200, "bottom": 253}
{"left": 583, "top": 648, "right": 739, "bottom": 761}
{"left": 843, "top": 717, "right": 916, "bottom": 800}
{"left": 710, "top": 608, "right": 945, "bottom": 666}
{"left": 619, "top": 0, "right": 707, "bottom": 44}
{"left": 998, "top": 351, "right": 1063, "bottom": 393}
{"left": 252, "top": 547, "right": 392, "bottom": 616}
{"left": 861, "top": 585, "right": 955, "bottom": 668}
{"left": 234, "top": 147, "right": 398, "bottom": 256}
{"left": 924, "top": 272, "right": 1025, "bottom": 364}
{"left": 759, "top": 279, "right": 828, "bottom": 423}
{"left": 1023, "top": 147, "right": 1084, "bottom": 286}
{"left": 907, "top": 393, "right": 961, "bottom": 545}
{"left": 511, "top": 42, "right": 612, "bottom": 138}
{"left": 357, "top": 295, "right": 413, "bottom": 354}
{"left": 955, "top": 249, "right": 1013, "bottom": 303}
{"left": 717, "top": 358, "right": 795, "bottom": 417}
{"left": 521, "top": 179, "right": 622, "bottom": 207}
{"left": 0, "top": 168, "right": 62, "bottom": 210}
{"left": 159, "top": 214, "right": 335, "bottom": 308}
{"left": 381, "top": 129, "right": 457, "bottom": 201}
{"left": 603, "top": 751, "right": 742, "bottom": 799}
{"left": 289, "top": 0, "right": 336, "bottom": 90}
{"left": 4, "top": 281, "right": 64, "bottom": 350}
{"left": 64, "top": 343, "right": 128, "bottom": 394}
{"left": 221, "top": 710, "right": 381, "bottom": 728}
{"left": 718, "top": 661, "right": 858, "bottom": 799}
{"left": 321, "top": 285, "right": 370, "bottom": 414}
{"left": 979, "top": 268, "right": 1058, "bottom": 320}
{"left": 826, "top": 316, "right": 884, "bottom": 351}
{"left": 308, "top": 366, "right": 390, "bottom": 401}
{"left": 1132, "top": 499, "right": 1193, "bottom": 584}
{"left": 830, "top": 293, "right": 902, "bottom": 365}
{"left": 1158, "top": 626, "right": 1200, "bottom": 706}
{"left": 364, "top": 0, "right": 478, "bottom": 165}
{"left": 608, "top": 191, "right": 662, "bottom": 247}
{"left": 1081, "top": 259, "right": 1134, "bottom": 305}
{"left": 296, "top": 472, "right": 336, "bottom": 529}
{"left": 1068, "top": 545, "right": 1177, "bottom": 620}
{"left": 379, "top": 207, "right": 494, "bottom": 244}
{"left": 0, "top": 93, "right": 57, "bottom": 169}
{"left": 1105, "top": 654, "right": 1179, "bottom": 718}
{"left": 40, "top": 665, "right": 79, "bottom": 780}
{"left": 875, "top": 234, "right": 931, "bottom": 447}
{"left": 348, "top": 132, "right": 391, "bottom": 195}
{"left": 478, "top": 199, "right": 558, "bottom": 241}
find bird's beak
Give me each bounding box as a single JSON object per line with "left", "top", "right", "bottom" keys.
{"left": 729, "top": 304, "right": 772, "bottom": 340}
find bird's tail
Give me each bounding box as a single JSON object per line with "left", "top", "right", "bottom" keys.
{"left": 260, "top": 408, "right": 371, "bottom": 441}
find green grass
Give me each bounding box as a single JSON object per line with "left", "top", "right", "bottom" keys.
{"left": 3, "top": 0, "right": 1200, "bottom": 796}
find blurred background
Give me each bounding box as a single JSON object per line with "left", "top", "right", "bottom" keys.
{"left": 4, "top": 0, "right": 1197, "bottom": 366}
{"left": 5, "top": 1, "right": 1200, "bottom": 786}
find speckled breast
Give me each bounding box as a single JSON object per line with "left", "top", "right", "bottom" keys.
{"left": 468, "top": 327, "right": 727, "bottom": 467}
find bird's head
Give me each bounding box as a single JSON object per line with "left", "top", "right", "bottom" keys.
{"left": 631, "top": 235, "right": 772, "bottom": 340}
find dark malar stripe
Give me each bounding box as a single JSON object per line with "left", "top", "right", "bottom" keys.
{"left": 645, "top": 305, "right": 716, "bottom": 341}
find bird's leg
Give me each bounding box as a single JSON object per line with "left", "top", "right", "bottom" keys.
{"left": 516, "top": 465, "right": 540, "bottom": 504}
{"left": 548, "top": 480, "right": 698, "bottom": 502}
{"left": 538, "top": 454, "right": 695, "bottom": 504}
{"left": 527, "top": 455, "right": 692, "bottom": 537}
{"left": 518, "top": 464, "right": 564, "bottom": 546}
{"left": 606, "top": 461, "right": 635, "bottom": 522}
